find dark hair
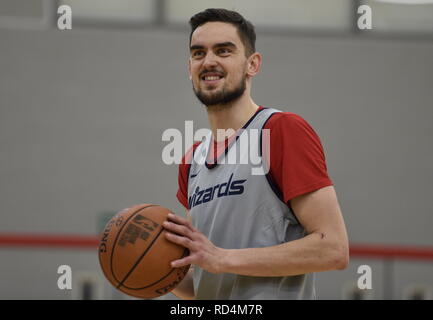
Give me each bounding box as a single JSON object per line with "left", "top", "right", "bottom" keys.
{"left": 189, "top": 8, "right": 256, "bottom": 57}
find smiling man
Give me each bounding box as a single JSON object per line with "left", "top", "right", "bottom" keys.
{"left": 163, "top": 8, "right": 349, "bottom": 300}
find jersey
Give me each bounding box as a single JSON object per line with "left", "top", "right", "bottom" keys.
{"left": 177, "top": 107, "right": 333, "bottom": 299}
{"left": 178, "top": 107, "right": 332, "bottom": 208}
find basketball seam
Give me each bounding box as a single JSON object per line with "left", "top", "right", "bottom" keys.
{"left": 120, "top": 248, "right": 190, "bottom": 290}
{"left": 108, "top": 205, "right": 158, "bottom": 285}
{"left": 116, "top": 227, "right": 165, "bottom": 289}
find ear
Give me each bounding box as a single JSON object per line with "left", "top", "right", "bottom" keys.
{"left": 188, "top": 59, "right": 192, "bottom": 80}
{"left": 246, "top": 52, "right": 262, "bottom": 78}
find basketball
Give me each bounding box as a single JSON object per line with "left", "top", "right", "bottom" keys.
{"left": 98, "top": 204, "right": 190, "bottom": 299}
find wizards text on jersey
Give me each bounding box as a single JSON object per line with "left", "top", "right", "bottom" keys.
{"left": 188, "top": 173, "right": 247, "bottom": 209}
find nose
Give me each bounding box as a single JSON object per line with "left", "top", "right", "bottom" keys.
{"left": 202, "top": 51, "right": 218, "bottom": 69}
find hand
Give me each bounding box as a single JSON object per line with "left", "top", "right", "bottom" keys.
{"left": 163, "top": 213, "right": 227, "bottom": 274}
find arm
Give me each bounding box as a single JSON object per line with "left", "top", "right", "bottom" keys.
{"left": 164, "top": 186, "right": 349, "bottom": 277}
{"left": 169, "top": 210, "right": 196, "bottom": 299}
{"left": 221, "top": 185, "right": 349, "bottom": 276}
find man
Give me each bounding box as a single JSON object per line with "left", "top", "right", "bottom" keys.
{"left": 162, "top": 8, "right": 349, "bottom": 300}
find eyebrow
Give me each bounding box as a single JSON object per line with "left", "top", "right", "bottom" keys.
{"left": 190, "top": 42, "right": 237, "bottom": 52}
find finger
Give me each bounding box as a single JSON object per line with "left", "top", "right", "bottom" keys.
{"left": 162, "top": 221, "right": 192, "bottom": 238}
{"left": 171, "top": 255, "right": 194, "bottom": 268}
{"left": 164, "top": 231, "right": 193, "bottom": 249}
{"left": 168, "top": 213, "right": 196, "bottom": 232}
{"left": 167, "top": 212, "right": 188, "bottom": 224}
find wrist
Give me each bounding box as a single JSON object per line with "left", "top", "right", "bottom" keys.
{"left": 216, "top": 248, "right": 234, "bottom": 274}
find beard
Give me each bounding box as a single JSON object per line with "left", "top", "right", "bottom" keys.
{"left": 193, "top": 74, "right": 247, "bottom": 107}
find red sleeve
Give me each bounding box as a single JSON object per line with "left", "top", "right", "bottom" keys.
{"left": 264, "top": 112, "right": 333, "bottom": 203}
{"left": 176, "top": 142, "right": 201, "bottom": 209}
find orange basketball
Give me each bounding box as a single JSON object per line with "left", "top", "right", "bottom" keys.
{"left": 98, "top": 204, "right": 190, "bottom": 299}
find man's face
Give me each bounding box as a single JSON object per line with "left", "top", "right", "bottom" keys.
{"left": 189, "top": 22, "right": 249, "bottom": 106}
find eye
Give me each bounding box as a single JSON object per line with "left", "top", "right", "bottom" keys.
{"left": 192, "top": 50, "right": 205, "bottom": 58}
{"left": 217, "top": 48, "right": 231, "bottom": 55}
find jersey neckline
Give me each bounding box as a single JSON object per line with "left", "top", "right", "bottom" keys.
{"left": 204, "top": 106, "right": 266, "bottom": 170}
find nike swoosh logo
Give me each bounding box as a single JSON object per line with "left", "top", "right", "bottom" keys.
{"left": 190, "top": 171, "right": 200, "bottom": 178}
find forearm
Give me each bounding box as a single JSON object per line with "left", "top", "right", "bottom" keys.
{"left": 170, "top": 268, "right": 195, "bottom": 300}
{"left": 220, "top": 232, "right": 348, "bottom": 277}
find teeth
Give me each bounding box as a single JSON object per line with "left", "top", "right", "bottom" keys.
{"left": 204, "top": 76, "right": 221, "bottom": 81}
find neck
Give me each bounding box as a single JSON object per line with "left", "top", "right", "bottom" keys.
{"left": 205, "top": 93, "right": 259, "bottom": 142}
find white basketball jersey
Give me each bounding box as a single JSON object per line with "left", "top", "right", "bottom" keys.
{"left": 188, "top": 107, "right": 315, "bottom": 299}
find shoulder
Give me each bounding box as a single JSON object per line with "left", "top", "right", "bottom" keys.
{"left": 264, "top": 110, "right": 317, "bottom": 135}
{"left": 177, "top": 141, "right": 203, "bottom": 207}
{"left": 180, "top": 141, "right": 202, "bottom": 165}
{"left": 265, "top": 109, "right": 307, "bottom": 124}
{"left": 178, "top": 141, "right": 203, "bottom": 181}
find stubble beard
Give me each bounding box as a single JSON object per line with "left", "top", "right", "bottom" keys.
{"left": 193, "top": 74, "right": 247, "bottom": 108}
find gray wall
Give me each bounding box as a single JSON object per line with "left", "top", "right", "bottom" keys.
{"left": 1, "top": 26, "right": 432, "bottom": 299}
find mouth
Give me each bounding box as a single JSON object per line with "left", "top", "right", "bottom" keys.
{"left": 200, "top": 73, "right": 224, "bottom": 85}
